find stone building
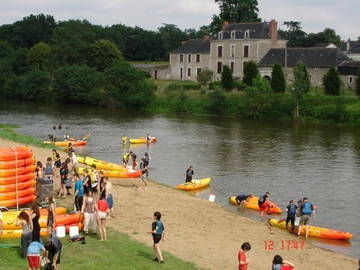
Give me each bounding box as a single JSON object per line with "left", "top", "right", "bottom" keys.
{"left": 132, "top": 63, "right": 170, "bottom": 80}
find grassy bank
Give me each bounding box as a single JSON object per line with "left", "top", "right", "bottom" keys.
{"left": 0, "top": 231, "right": 197, "bottom": 270}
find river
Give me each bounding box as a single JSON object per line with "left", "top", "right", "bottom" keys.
{"left": 0, "top": 101, "right": 359, "bottom": 258}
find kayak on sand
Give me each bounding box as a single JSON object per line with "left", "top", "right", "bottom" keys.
{"left": 176, "top": 178, "right": 212, "bottom": 191}
{"left": 229, "top": 196, "right": 282, "bottom": 214}
{"left": 76, "top": 155, "right": 127, "bottom": 172}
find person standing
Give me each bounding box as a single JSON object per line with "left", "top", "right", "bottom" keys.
{"left": 131, "top": 152, "right": 138, "bottom": 170}
{"left": 81, "top": 190, "right": 98, "bottom": 235}
{"left": 123, "top": 151, "right": 132, "bottom": 166}
{"left": 238, "top": 242, "right": 251, "bottom": 270}
{"left": 27, "top": 241, "right": 46, "bottom": 270}
{"left": 285, "top": 200, "right": 298, "bottom": 233}
{"left": 74, "top": 174, "right": 84, "bottom": 213}
{"left": 298, "top": 197, "right": 314, "bottom": 238}
{"left": 97, "top": 193, "right": 109, "bottom": 241}
{"left": 148, "top": 211, "right": 165, "bottom": 264}
{"left": 185, "top": 166, "right": 194, "bottom": 183}
{"left": 272, "top": 255, "right": 295, "bottom": 270}
{"left": 52, "top": 149, "right": 61, "bottom": 172}
{"left": 29, "top": 204, "right": 41, "bottom": 242}
{"left": 16, "top": 211, "right": 33, "bottom": 258}
{"left": 47, "top": 196, "right": 56, "bottom": 234}
{"left": 58, "top": 162, "right": 69, "bottom": 198}
{"left": 35, "top": 161, "right": 44, "bottom": 199}
{"left": 43, "top": 157, "right": 55, "bottom": 184}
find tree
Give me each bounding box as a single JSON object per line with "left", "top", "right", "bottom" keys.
{"left": 323, "top": 67, "right": 341, "bottom": 96}
{"left": 302, "top": 65, "right": 311, "bottom": 93}
{"left": 197, "top": 69, "right": 213, "bottom": 86}
{"left": 292, "top": 62, "right": 308, "bottom": 121}
{"left": 356, "top": 68, "right": 360, "bottom": 96}
{"left": 243, "top": 61, "right": 259, "bottom": 86}
{"left": 20, "top": 69, "right": 51, "bottom": 100}
{"left": 271, "top": 64, "right": 286, "bottom": 93}
{"left": 221, "top": 65, "right": 234, "bottom": 90}
{"left": 207, "top": 89, "right": 227, "bottom": 115}
{"left": 27, "top": 42, "right": 51, "bottom": 70}
{"left": 89, "top": 39, "right": 123, "bottom": 71}
{"left": 158, "top": 24, "right": 188, "bottom": 58}
{"left": 305, "top": 28, "right": 341, "bottom": 47}
{"left": 278, "top": 22, "right": 307, "bottom": 47}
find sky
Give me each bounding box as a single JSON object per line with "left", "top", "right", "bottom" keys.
{"left": 0, "top": 0, "right": 359, "bottom": 40}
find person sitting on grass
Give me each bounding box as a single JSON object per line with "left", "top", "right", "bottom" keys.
{"left": 27, "top": 241, "right": 46, "bottom": 270}
{"left": 238, "top": 242, "right": 251, "bottom": 270}
{"left": 45, "top": 233, "right": 62, "bottom": 270}
{"left": 148, "top": 211, "right": 165, "bottom": 264}
{"left": 272, "top": 255, "right": 295, "bottom": 270}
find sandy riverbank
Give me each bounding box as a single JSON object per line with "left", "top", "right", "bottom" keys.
{"left": 0, "top": 138, "right": 357, "bottom": 270}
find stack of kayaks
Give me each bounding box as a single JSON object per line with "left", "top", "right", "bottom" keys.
{"left": 0, "top": 207, "right": 84, "bottom": 239}
{"left": 0, "top": 147, "right": 36, "bottom": 207}
{"left": 229, "top": 196, "right": 282, "bottom": 214}
{"left": 176, "top": 178, "right": 212, "bottom": 191}
{"left": 129, "top": 137, "right": 157, "bottom": 144}
{"left": 269, "top": 219, "right": 352, "bottom": 241}
{"left": 43, "top": 140, "right": 87, "bottom": 147}
{"left": 76, "top": 155, "right": 142, "bottom": 178}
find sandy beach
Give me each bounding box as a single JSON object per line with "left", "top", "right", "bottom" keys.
{"left": 0, "top": 138, "right": 357, "bottom": 270}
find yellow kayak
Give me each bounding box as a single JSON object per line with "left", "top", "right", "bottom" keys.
{"left": 269, "top": 219, "right": 352, "bottom": 241}
{"left": 130, "top": 137, "right": 157, "bottom": 144}
{"left": 43, "top": 140, "right": 87, "bottom": 146}
{"left": 76, "top": 156, "right": 126, "bottom": 172}
{"left": 1, "top": 228, "right": 48, "bottom": 239}
{"left": 176, "top": 178, "right": 211, "bottom": 191}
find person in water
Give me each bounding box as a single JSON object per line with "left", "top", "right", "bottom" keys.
{"left": 185, "top": 166, "right": 194, "bottom": 183}
{"left": 258, "top": 192, "right": 271, "bottom": 217}
{"left": 285, "top": 200, "right": 298, "bottom": 233}
{"left": 146, "top": 133, "right": 152, "bottom": 144}
{"left": 235, "top": 194, "right": 252, "bottom": 205}
{"left": 148, "top": 211, "right": 165, "bottom": 264}
{"left": 121, "top": 135, "right": 128, "bottom": 144}
{"left": 298, "top": 197, "right": 314, "bottom": 238}
{"left": 123, "top": 151, "right": 132, "bottom": 166}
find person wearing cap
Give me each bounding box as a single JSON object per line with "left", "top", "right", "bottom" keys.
{"left": 298, "top": 197, "right": 314, "bottom": 238}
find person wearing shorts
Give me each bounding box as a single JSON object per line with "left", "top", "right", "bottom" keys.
{"left": 27, "top": 241, "right": 45, "bottom": 270}
{"left": 298, "top": 197, "right": 314, "bottom": 238}
{"left": 97, "top": 193, "right": 109, "bottom": 241}
{"left": 148, "top": 211, "right": 165, "bottom": 264}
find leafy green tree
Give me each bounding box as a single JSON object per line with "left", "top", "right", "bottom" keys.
{"left": 302, "top": 65, "right": 311, "bottom": 93}
{"left": 158, "top": 24, "right": 188, "bottom": 58}
{"left": 271, "top": 64, "right": 286, "bottom": 93}
{"left": 292, "top": 62, "right": 308, "bottom": 121}
{"left": 278, "top": 22, "right": 307, "bottom": 47}
{"left": 221, "top": 65, "right": 234, "bottom": 90}
{"left": 197, "top": 69, "right": 213, "bottom": 87}
{"left": 215, "top": 0, "right": 260, "bottom": 23}
{"left": 356, "top": 68, "right": 360, "bottom": 96}
{"left": 27, "top": 42, "right": 51, "bottom": 70}
{"left": 21, "top": 69, "right": 51, "bottom": 100}
{"left": 207, "top": 89, "right": 227, "bottom": 115}
{"left": 12, "top": 48, "right": 30, "bottom": 75}
{"left": 323, "top": 67, "right": 341, "bottom": 96}
{"left": 243, "top": 61, "right": 259, "bottom": 86}
{"left": 305, "top": 28, "right": 341, "bottom": 47}
{"left": 89, "top": 40, "right": 123, "bottom": 71}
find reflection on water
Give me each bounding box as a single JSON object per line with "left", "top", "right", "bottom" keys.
{"left": 0, "top": 100, "right": 359, "bottom": 258}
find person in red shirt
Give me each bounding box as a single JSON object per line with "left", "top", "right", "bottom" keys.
{"left": 272, "top": 255, "right": 295, "bottom": 270}
{"left": 238, "top": 242, "right": 251, "bottom": 270}
{"left": 96, "top": 193, "right": 109, "bottom": 241}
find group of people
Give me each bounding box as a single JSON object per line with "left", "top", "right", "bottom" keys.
{"left": 238, "top": 242, "right": 295, "bottom": 270}
{"left": 123, "top": 150, "right": 150, "bottom": 187}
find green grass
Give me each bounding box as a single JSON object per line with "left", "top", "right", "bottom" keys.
{"left": 0, "top": 231, "right": 198, "bottom": 270}
{"left": 0, "top": 123, "right": 55, "bottom": 149}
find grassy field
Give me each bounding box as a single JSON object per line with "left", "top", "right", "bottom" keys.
{"left": 0, "top": 231, "right": 198, "bottom": 270}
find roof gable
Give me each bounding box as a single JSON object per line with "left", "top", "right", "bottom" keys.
{"left": 216, "top": 22, "right": 270, "bottom": 40}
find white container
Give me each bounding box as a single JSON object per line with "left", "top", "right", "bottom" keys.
{"left": 209, "top": 194, "right": 216, "bottom": 202}
{"left": 56, "top": 226, "right": 66, "bottom": 238}
{"left": 69, "top": 225, "right": 79, "bottom": 237}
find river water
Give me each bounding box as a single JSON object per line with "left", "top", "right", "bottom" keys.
{"left": 0, "top": 101, "right": 359, "bottom": 258}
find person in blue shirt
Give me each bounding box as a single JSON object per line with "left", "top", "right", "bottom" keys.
{"left": 148, "top": 211, "right": 165, "bottom": 264}
{"left": 27, "top": 241, "right": 45, "bottom": 270}
{"left": 285, "top": 200, "right": 298, "bottom": 233}
{"left": 298, "top": 197, "right": 314, "bottom": 238}
{"left": 73, "top": 174, "right": 84, "bottom": 213}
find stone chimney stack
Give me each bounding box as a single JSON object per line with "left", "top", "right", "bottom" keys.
{"left": 269, "top": 19, "right": 278, "bottom": 43}
{"left": 222, "top": 21, "right": 229, "bottom": 30}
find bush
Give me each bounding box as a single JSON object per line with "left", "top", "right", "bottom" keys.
{"left": 221, "top": 65, "right": 233, "bottom": 90}
{"left": 165, "top": 81, "right": 201, "bottom": 91}
{"left": 207, "top": 90, "right": 227, "bottom": 115}
{"left": 271, "top": 64, "right": 286, "bottom": 93}
{"left": 356, "top": 68, "right": 360, "bottom": 96}
{"left": 234, "top": 80, "right": 246, "bottom": 91}
{"left": 208, "top": 81, "right": 222, "bottom": 90}
{"left": 243, "top": 61, "right": 259, "bottom": 86}
{"left": 323, "top": 67, "right": 340, "bottom": 96}
{"left": 197, "top": 69, "right": 213, "bottom": 86}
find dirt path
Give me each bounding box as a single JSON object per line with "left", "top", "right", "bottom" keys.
{"left": 1, "top": 138, "right": 357, "bottom": 270}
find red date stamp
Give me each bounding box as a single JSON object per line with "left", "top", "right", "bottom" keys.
{"left": 264, "top": 240, "right": 305, "bottom": 251}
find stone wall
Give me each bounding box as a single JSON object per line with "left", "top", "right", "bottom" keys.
{"left": 169, "top": 53, "right": 210, "bottom": 81}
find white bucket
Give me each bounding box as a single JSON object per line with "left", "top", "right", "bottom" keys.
{"left": 209, "top": 194, "right": 216, "bottom": 202}
{"left": 56, "top": 226, "right": 66, "bottom": 238}
{"left": 295, "top": 216, "right": 300, "bottom": 226}
{"left": 69, "top": 225, "right": 79, "bottom": 237}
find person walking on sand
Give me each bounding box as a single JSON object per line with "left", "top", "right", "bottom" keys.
{"left": 44, "top": 157, "right": 55, "bottom": 184}
{"left": 57, "top": 162, "right": 69, "bottom": 198}
{"left": 298, "top": 197, "right": 314, "bottom": 238}
{"left": 185, "top": 166, "right": 194, "bottom": 183}
{"left": 238, "top": 242, "right": 251, "bottom": 270}
{"left": 272, "top": 255, "right": 295, "bottom": 270}
{"left": 285, "top": 200, "right": 298, "bottom": 233}
{"left": 97, "top": 193, "right": 109, "bottom": 241}
{"left": 52, "top": 149, "right": 61, "bottom": 172}
{"left": 148, "top": 211, "right": 165, "bottom": 264}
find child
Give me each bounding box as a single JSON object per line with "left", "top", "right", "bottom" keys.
{"left": 285, "top": 200, "right": 298, "bottom": 233}
{"left": 272, "top": 255, "right": 295, "bottom": 270}
{"left": 27, "top": 241, "right": 46, "bottom": 270}
{"left": 238, "top": 242, "right": 251, "bottom": 270}
{"left": 148, "top": 211, "right": 165, "bottom": 264}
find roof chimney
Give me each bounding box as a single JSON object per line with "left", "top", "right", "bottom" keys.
{"left": 269, "top": 19, "right": 278, "bottom": 43}
{"left": 222, "top": 21, "right": 229, "bottom": 30}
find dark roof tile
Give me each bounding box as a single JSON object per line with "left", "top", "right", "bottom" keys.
{"left": 222, "top": 22, "right": 270, "bottom": 39}
{"left": 172, "top": 39, "right": 210, "bottom": 54}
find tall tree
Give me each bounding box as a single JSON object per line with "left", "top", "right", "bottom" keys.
{"left": 271, "top": 64, "right": 286, "bottom": 93}
{"left": 292, "top": 62, "right": 308, "bottom": 121}
{"left": 158, "top": 24, "right": 188, "bottom": 58}
{"left": 302, "top": 65, "right": 311, "bottom": 93}
{"left": 221, "top": 65, "right": 234, "bottom": 90}
{"left": 243, "top": 61, "right": 259, "bottom": 86}
{"left": 278, "top": 21, "right": 307, "bottom": 47}
{"left": 89, "top": 39, "right": 123, "bottom": 71}
{"left": 356, "top": 68, "right": 360, "bottom": 96}
{"left": 27, "top": 42, "right": 51, "bottom": 70}
{"left": 323, "top": 67, "right": 341, "bottom": 96}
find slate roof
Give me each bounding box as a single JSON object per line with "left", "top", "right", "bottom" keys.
{"left": 258, "top": 48, "right": 350, "bottom": 67}
{"left": 220, "top": 22, "right": 270, "bottom": 39}
{"left": 337, "top": 60, "right": 360, "bottom": 75}
{"left": 171, "top": 39, "right": 210, "bottom": 54}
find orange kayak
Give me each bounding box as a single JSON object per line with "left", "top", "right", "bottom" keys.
{"left": 3, "top": 207, "right": 67, "bottom": 218}
{"left": 0, "top": 158, "right": 35, "bottom": 170}
{"left": 0, "top": 188, "right": 35, "bottom": 201}
{"left": 0, "top": 173, "right": 34, "bottom": 185}
{"left": 0, "top": 194, "right": 36, "bottom": 207}
{"left": 103, "top": 169, "right": 142, "bottom": 178}
{"left": 0, "top": 180, "right": 36, "bottom": 192}
{"left": 0, "top": 165, "right": 35, "bottom": 177}
{"left": 0, "top": 147, "right": 32, "bottom": 161}
{"left": 229, "top": 196, "right": 282, "bottom": 214}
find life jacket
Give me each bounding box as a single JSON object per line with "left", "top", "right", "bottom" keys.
{"left": 155, "top": 221, "right": 164, "bottom": 235}
{"left": 301, "top": 202, "right": 313, "bottom": 215}
{"left": 258, "top": 195, "right": 266, "bottom": 206}
{"left": 44, "top": 163, "right": 53, "bottom": 175}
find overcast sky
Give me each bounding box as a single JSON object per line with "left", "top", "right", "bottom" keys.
{"left": 0, "top": 0, "right": 359, "bottom": 40}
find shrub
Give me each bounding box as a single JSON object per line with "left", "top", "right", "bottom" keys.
{"left": 208, "top": 81, "right": 222, "bottom": 90}
{"left": 243, "top": 61, "right": 259, "bottom": 86}
{"left": 196, "top": 69, "right": 213, "bottom": 86}
{"left": 234, "top": 80, "right": 247, "bottom": 91}
{"left": 165, "top": 81, "right": 201, "bottom": 91}
{"left": 323, "top": 67, "right": 340, "bottom": 96}
{"left": 221, "top": 65, "right": 234, "bottom": 90}
{"left": 207, "top": 89, "right": 227, "bottom": 115}
{"left": 271, "top": 64, "right": 286, "bottom": 93}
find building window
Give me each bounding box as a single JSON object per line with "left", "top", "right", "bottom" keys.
{"left": 218, "top": 46, "right": 223, "bottom": 57}
{"left": 244, "top": 30, "right": 250, "bottom": 39}
{"left": 197, "top": 68, "right": 202, "bottom": 75}
{"left": 218, "top": 31, "right": 223, "bottom": 40}
{"left": 180, "top": 68, "right": 183, "bottom": 79}
{"left": 217, "top": 62, "right": 222, "bottom": 74}
{"left": 196, "top": 54, "right": 200, "bottom": 63}
{"left": 230, "top": 62, "right": 234, "bottom": 73}
{"left": 187, "top": 68, "right": 191, "bottom": 77}
{"left": 231, "top": 31, "right": 236, "bottom": 39}
{"left": 180, "top": 54, "right": 183, "bottom": 63}
{"left": 188, "top": 54, "right": 191, "bottom": 63}
{"left": 349, "top": 76, "right": 353, "bottom": 83}
{"left": 243, "top": 45, "right": 249, "bottom": 57}
{"left": 230, "top": 45, "right": 235, "bottom": 58}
